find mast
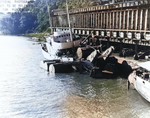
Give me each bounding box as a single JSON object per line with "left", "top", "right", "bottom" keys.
{"left": 47, "top": 1, "right": 53, "bottom": 34}
{"left": 66, "top": 0, "right": 73, "bottom": 42}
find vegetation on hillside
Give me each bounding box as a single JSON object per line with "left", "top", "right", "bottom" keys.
{"left": 0, "top": 0, "right": 55, "bottom": 35}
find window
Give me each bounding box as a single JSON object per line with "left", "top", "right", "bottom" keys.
{"left": 7, "top": 4, "right": 10, "bottom": 7}
{"left": 18, "top": 4, "right": 23, "bottom": 7}
{"left": 12, "top": 8, "right": 16, "bottom": 11}
{"left": 0, "top": 4, "right": 4, "bottom": 7}
{"left": 3, "top": 8, "right": 8, "bottom": 11}
{"left": 12, "top": 4, "right": 16, "bottom": 7}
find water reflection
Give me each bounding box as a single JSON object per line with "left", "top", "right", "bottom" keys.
{"left": 60, "top": 73, "right": 150, "bottom": 118}
{"left": 0, "top": 35, "right": 150, "bottom": 118}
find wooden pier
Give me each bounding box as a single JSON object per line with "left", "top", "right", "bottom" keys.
{"left": 50, "top": 0, "right": 150, "bottom": 47}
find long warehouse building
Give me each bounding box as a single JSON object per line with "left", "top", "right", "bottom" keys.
{"left": 50, "top": 0, "right": 150, "bottom": 46}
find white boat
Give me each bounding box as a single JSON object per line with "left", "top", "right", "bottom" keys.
{"left": 41, "top": 1, "right": 82, "bottom": 61}
{"left": 41, "top": 30, "right": 82, "bottom": 61}
{"left": 128, "top": 61, "right": 150, "bottom": 102}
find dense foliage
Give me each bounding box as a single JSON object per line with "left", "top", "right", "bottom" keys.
{"left": 0, "top": 0, "right": 56, "bottom": 35}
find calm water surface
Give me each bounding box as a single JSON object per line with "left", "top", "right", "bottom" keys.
{"left": 0, "top": 35, "right": 150, "bottom": 118}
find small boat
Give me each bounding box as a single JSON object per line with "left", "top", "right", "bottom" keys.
{"left": 41, "top": 30, "right": 82, "bottom": 61}
{"left": 128, "top": 61, "right": 150, "bottom": 102}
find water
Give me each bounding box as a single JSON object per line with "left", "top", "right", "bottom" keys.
{"left": 0, "top": 35, "right": 150, "bottom": 118}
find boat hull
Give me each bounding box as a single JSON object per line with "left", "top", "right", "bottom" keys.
{"left": 51, "top": 39, "right": 82, "bottom": 50}
{"left": 133, "top": 76, "right": 150, "bottom": 102}
{"left": 42, "top": 38, "right": 82, "bottom": 57}
{"left": 41, "top": 48, "right": 73, "bottom": 62}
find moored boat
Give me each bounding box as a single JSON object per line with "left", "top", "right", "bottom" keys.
{"left": 128, "top": 61, "right": 150, "bottom": 102}
{"left": 41, "top": 30, "right": 82, "bottom": 60}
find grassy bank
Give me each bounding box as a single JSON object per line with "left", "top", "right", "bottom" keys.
{"left": 25, "top": 33, "right": 45, "bottom": 37}
{"left": 24, "top": 33, "right": 47, "bottom": 42}
{"left": 25, "top": 28, "right": 51, "bottom": 42}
